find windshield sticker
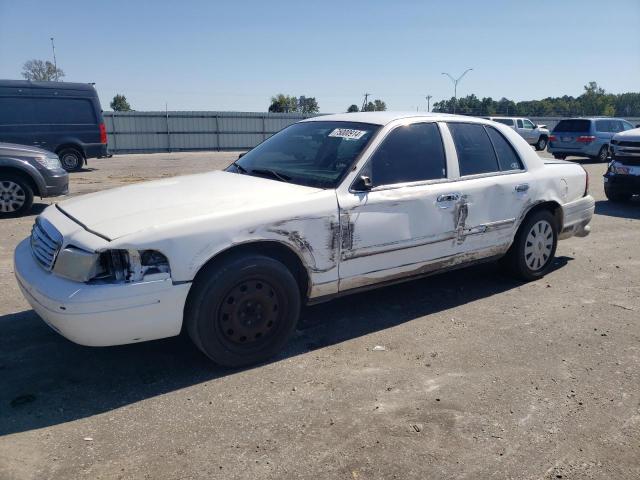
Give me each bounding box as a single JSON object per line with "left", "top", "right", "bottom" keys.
{"left": 328, "top": 128, "right": 367, "bottom": 140}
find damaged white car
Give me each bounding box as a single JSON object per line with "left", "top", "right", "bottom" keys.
{"left": 15, "top": 113, "right": 594, "bottom": 366}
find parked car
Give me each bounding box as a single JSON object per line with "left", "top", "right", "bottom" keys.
{"left": 604, "top": 127, "right": 640, "bottom": 202}
{"left": 0, "top": 80, "right": 108, "bottom": 172}
{"left": 14, "top": 113, "right": 594, "bottom": 367}
{"left": 486, "top": 117, "right": 550, "bottom": 151}
{"left": 547, "top": 117, "right": 636, "bottom": 162}
{"left": 0, "top": 142, "right": 68, "bottom": 217}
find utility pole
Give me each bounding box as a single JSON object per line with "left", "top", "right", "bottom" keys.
{"left": 361, "top": 93, "right": 370, "bottom": 112}
{"left": 50, "top": 37, "right": 58, "bottom": 81}
{"left": 425, "top": 95, "right": 433, "bottom": 112}
{"left": 441, "top": 68, "right": 473, "bottom": 114}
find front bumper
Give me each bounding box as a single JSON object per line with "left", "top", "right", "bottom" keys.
{"left": 559, "top": 195, "right": 595, "bottom": 240}
{"left": 14, "top": 238, "right": 190, "bottom": 346}
{"left": 604, "top": 172, "right": 640, "bottom": 195}
{"left": 42, "top": 169, "right": 69, "bottom": 197}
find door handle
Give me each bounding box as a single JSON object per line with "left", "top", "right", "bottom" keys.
{"left": 437, "top": 193, "right": 460, "bottom": 203}
{"left": 515, "top": 184, "right": 529, "bottom": 193}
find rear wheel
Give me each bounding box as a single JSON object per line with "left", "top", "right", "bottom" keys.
{"left": 535, "top": 136, "right": 548, "bottom": 151}
{"left": 504, "top": 210, "right": 558, "bottom": 281}
{"left": 186, "top": 254, "right": 301, "bottom": 367}
{"left": 58, "top": 147, "right": 84, "bottom": 172}
{"left": 553, "top": 154, "right": 566, "bottom": 160}
{"left": 596, "top": 145, "right": 609, "bottom": 163}
{"left": 0, "top": 174, "right": 34, "bottom": 218}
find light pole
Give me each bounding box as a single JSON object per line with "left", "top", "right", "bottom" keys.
{"left": 50, "top": 37, "right": 58, "bottom": 81}
{"left": 425, "top": 95, "right": 433, "bottom": 112}
{"left": 441, "top": 68, "right": 473, "bottom": 114}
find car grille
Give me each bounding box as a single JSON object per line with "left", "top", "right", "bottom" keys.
{"left": 615, "top": 140, "right": 640, "bottom": 147}
{"left": 30, "top": 217, "right": 63, "bottom": 271}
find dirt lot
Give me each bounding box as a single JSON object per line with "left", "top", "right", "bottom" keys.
{"left": 0, "top": 151, "right": 638, "bottom": 480}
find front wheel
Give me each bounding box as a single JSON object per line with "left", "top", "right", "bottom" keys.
{"left": 0, "top": 174, "right": 34, "bottom": 218}
{"left": 535, "top": 136, "right": 548, "bottom": 151}
{"left": 504, "top": 210, "right": 558, "bottom": 281}
{"left": 185, "top": 254, "right": 301, "bottom": 367}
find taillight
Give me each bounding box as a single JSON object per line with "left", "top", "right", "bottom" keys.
{"left": 99, "top": 122, "right": 107, "bottom": 144}
{"left": 576, "top": 135, "right": 596, "bottom": 143}
{"left": 581, "top": 165, "right": 589, "bottom": 196}
{"left": 549, "top": 134, "right": 557, "bottom": 142}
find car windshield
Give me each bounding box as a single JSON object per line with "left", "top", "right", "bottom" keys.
{"left": 228, "top": 121, "right": 380, "bottom": 188}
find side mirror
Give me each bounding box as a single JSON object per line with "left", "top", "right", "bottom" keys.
{"left": 238, "top": 152, "right": 246, "bottom": 159}
{"left": 636, "top": 124, "right": 640, "bottom": 128}
{"left": 353, "top": 175, "right": 373, "bottom": 191}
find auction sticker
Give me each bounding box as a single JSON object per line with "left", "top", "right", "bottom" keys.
{"left": 328, "top": 128, "right": 367, "bottom": 140}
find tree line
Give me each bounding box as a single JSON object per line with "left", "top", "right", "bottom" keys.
{"left": 432, "top": 82, "right": 640, "bottom": 117}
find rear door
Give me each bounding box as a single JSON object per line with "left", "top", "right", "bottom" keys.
{"left": 444, "top": 122, "right": 529, "bottom": 255}
{"left": 551, "top": 119, "right": 592, "bottom": 152}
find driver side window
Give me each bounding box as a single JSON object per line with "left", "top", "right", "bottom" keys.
{"left": 366, "top": 123, "right": 447, "bottom": 187}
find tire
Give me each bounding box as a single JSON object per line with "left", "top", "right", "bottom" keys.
{"left": 604, "top": 187, "right": 631, "bottom": 203}
{"left": 596, "top": 145, "right": 609, "bottom": 163}
{"left": 58, "top": 147, "right": 84, "bottom": 172}
{"left": 185, "top": 254, "right": 301, "bottom": 367}
{"left": 504, "top": 210, "right": 558, "bottom": 281}
{"left": 0, "top": 174, "right": 34, "bottom": 218}
{"left": 553, "top": 154, "right": 566, "bottom": 160}
{"left": 535, "top": 136, "right": 548, "bottom": 151}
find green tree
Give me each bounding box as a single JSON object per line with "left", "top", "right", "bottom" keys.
{"left": 268, "top": 94, "right": 299, "bottom": 113}
{"left": 110, "top": 94, "right": 132, "bottom": 112}
{"left": 363, "top": 99, "right": 386, "bottom": 111}
{"left": 347, "top": 104, "right": 359, "bottom": 113}
{"left": 21, "top": 59, "right": 64, "bottom": 81}
{"left": 298, "top": 96, "right": 319, "bottom": 114}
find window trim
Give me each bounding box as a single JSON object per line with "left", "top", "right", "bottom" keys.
{"left": 348, "top": 121, "right": 448, "bottom": 192}
{"left": 483, "top": 124, "right": 525, "bottom": 173}
{"left": 446, "top": 121, "right": 527, "bottom": 180}
{"left": 516, "top": 119, "right": 524, "bottom": 128}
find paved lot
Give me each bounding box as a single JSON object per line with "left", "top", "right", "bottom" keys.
{"left": 1, "top": 151, "right": 639, "bottom": 480}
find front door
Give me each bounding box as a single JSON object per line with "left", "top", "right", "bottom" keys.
{"left": 336, "top": 121, "right": 464, "bottom": 291}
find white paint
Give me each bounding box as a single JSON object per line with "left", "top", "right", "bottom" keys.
{"left": 14, "top": 112, "right": 595, "bottom": 347}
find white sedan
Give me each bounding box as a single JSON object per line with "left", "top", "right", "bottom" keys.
{"left": 14, "top": 112, "right": 595, "bottom": 366}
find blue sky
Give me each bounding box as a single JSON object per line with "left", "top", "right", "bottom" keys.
{"left": 1, "top": 0, "right": 639, "bottom": 112}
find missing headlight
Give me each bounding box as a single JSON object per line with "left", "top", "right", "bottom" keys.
{"left": 93, "top": 249, "right": 170, "bottom": 283}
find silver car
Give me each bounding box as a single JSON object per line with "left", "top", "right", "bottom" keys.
{"left": 487, "top": 117, "right": 550, "bottom": 151}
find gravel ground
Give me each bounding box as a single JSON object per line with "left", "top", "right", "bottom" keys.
{"left": 0, "top": 151, "right": 638, "bottom": 480}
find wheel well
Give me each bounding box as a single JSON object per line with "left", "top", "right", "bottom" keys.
{"left": 539, "top": 134, "right": 548, "bottom": 140}
{"left": 192, "top": 241, "right": 310, "bottom": 301}
{"left": 523, "top": 201, "right": 563, "bottom": 231}
{"left": 0, "top": 167, "right": 40, "bottom": 196}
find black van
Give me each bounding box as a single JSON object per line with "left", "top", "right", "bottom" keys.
{"left": 0, "top": 80, "right": 108, "bottom": 171}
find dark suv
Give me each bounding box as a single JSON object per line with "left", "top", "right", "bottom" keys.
{"left": 0, "top": 80, "right": 108, "bottom": 172}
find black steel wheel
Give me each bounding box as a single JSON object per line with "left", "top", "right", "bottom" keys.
{"left": 186, "top": 254, "right": 301, "bottom": 367}
{"left": 58, "top": 147, "right": 84, "bottom": 172}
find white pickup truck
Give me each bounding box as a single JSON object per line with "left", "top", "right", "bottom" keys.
{"left": 15, "top": 113, "right": 594, "bottom": 366}
{"left": 487, "top": 116, "right": 550, "bottom": 151}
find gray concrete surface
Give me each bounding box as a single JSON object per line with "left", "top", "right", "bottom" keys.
{"left": 0, "top": 151, "right": 638, "bottom": 480}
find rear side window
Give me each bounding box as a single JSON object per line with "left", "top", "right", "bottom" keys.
{"left": 493, "top": 118, "right": 514, "bottom": 126}
{"left": 449, "top": 123, "right": 500, "bottom": 176}
{"left": 32, "top": 98, "right": 96, "bottom": 124}
{"left": 595, "top": 120, "right": 613, "bottom": 132}
{"left": 0, "top": 97, "right": 33, "bottom": 124}
{"left": 553, "top": 119, "right": 590, "bottom": 132}
{"left": 485, "top": 126, "right": 524, "bottom": 171}
{"left": 516, "top": 119, "right": 524, "bottom": 128}
{"left": 367, "top": 122, "right": 446, "bottom": 186}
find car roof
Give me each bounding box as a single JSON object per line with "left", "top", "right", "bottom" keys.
{"left": 301, "top": 111, "right": 481, "bottom": 126}
{"left": 0, "top": 79, "right": 97, "bottom": 91}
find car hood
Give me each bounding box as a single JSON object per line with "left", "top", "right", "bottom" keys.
{"left": 58, "top": 170, "right": 323, "bottom": 240}
{"left": 613, "top": 127, "right": 640, "bottom": 142}
{"left": 0, "top": 142, "right": 54, "bottom": 157}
